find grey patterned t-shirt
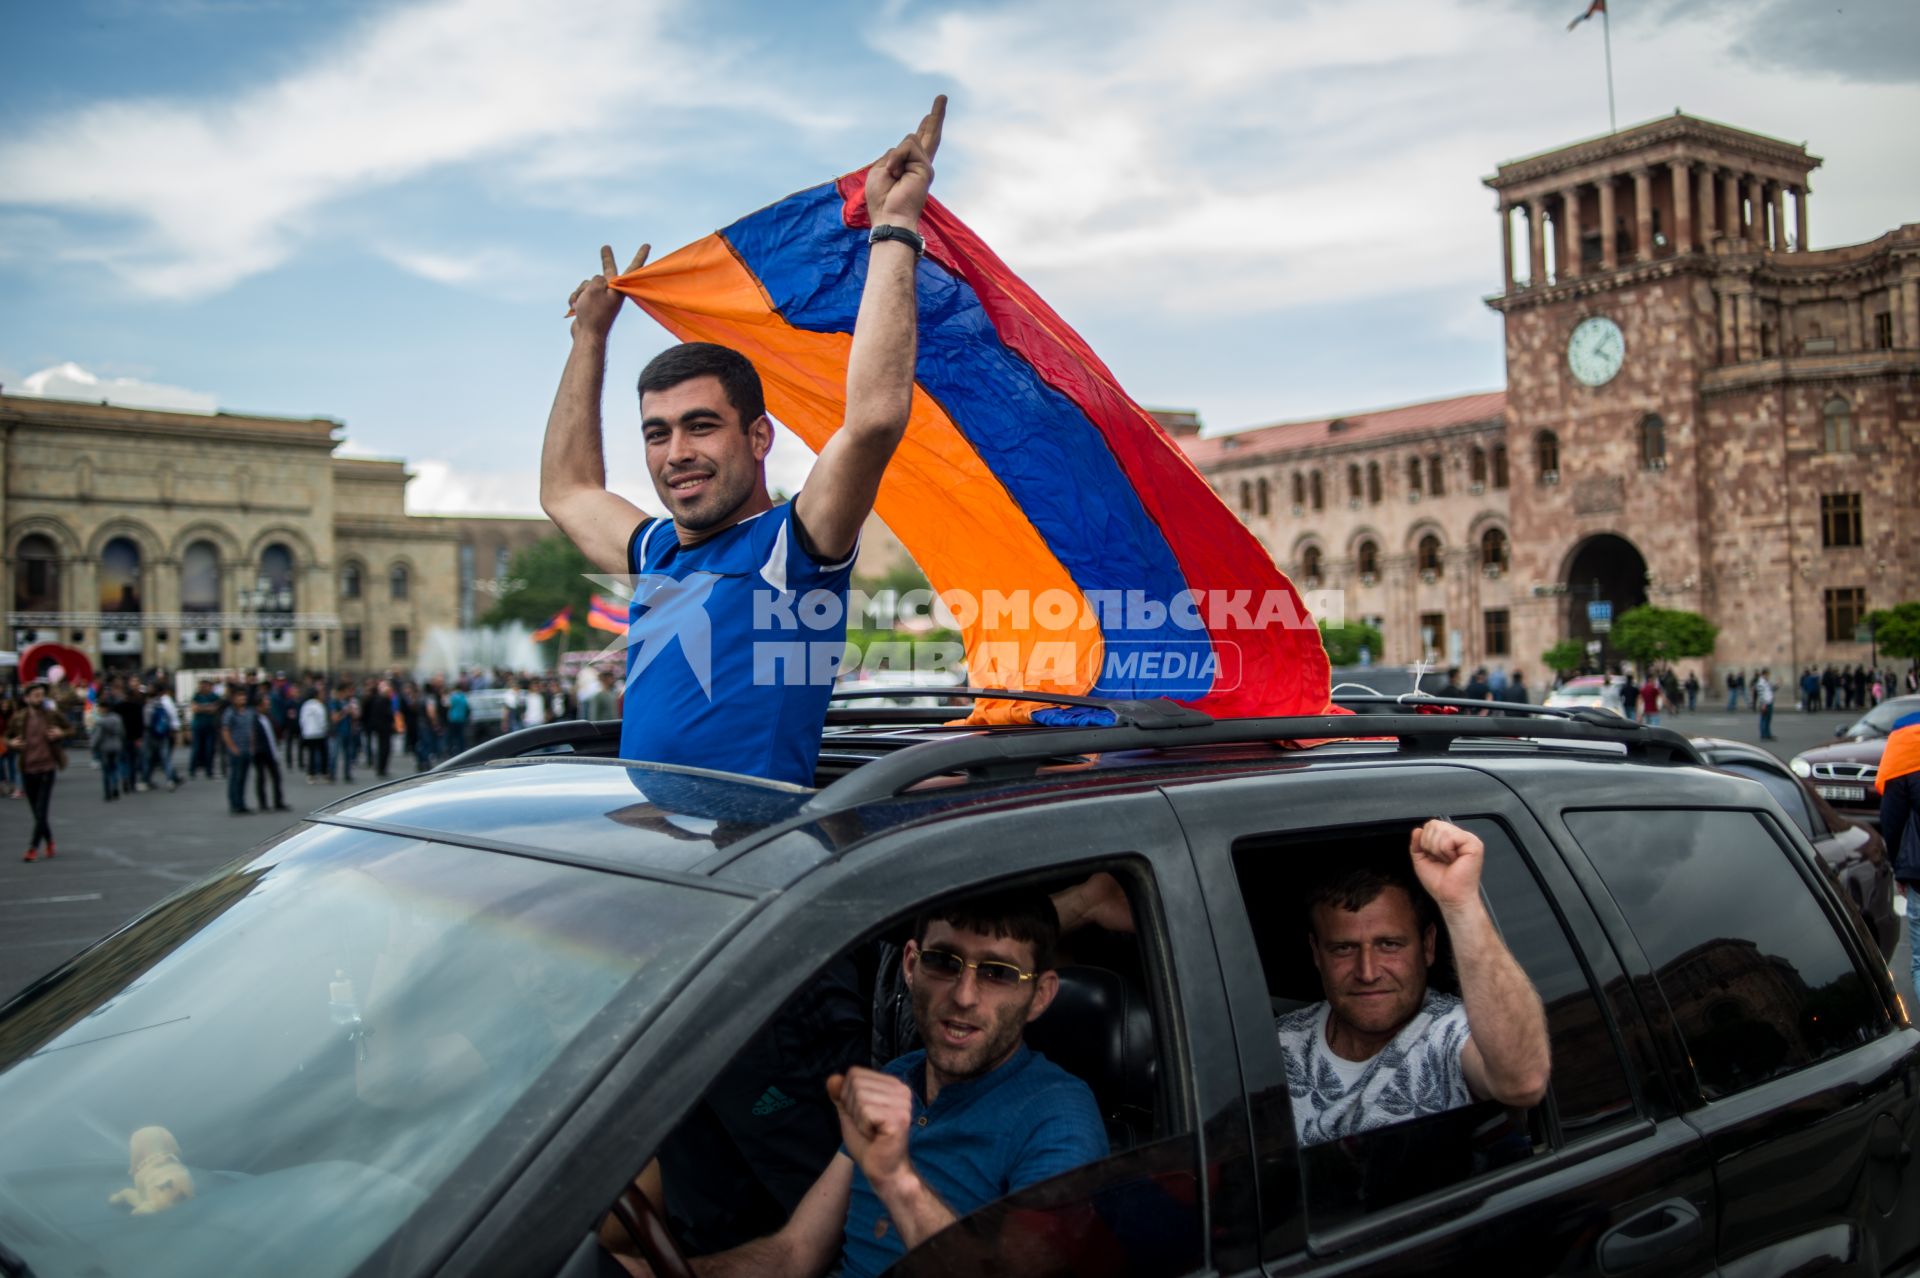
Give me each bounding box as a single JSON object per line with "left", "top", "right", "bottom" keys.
{"left": 1276, "top": 989, "right": 1471, "bottom": 1146}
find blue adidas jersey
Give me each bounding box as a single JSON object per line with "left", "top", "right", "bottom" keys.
{"left": 619, "top": 504, "right": 857, "bottom": 787}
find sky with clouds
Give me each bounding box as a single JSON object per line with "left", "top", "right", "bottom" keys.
{"left": 3, "top": 0, "right": 1915, "bottom": 517}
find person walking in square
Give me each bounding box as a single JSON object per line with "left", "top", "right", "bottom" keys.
{"left": 187, "top": 678, "right": 221, "bottom": 777}
{"left": 91, "top": 704, "right": 127, "bottom": 800}
{"left": 145, "top": 686, "right": 181, "bottom": 790}
{"left": 330, "top": 681, "right": 358, "bottom": 783}
{"left": 250, "top": 689, "right": 290, "bottom": 812}
{"left": 299, "top": 683, "right": 330, "bottom": 781}
{"left": 220, "top": 686, "right": 256, "bottom": 813}
{"left": 1755, "top": 668, "right": 1777, "bottom": 741}
{"left": 9, "top": 681, "right": 70, "bottom": 860}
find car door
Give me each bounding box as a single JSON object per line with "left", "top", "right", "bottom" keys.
{"left": 428, "top": 786, "right": 1246, "bottom": 1278}
{"left": 1161, "top": 762, "right": 1719, "bottom": 1277}
{"left": 1554, "top": 800, "right": 1920, "bottom": 1277}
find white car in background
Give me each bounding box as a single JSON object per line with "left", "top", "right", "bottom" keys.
{"left": 1544, "top": 675, "right": 1626, "bottom": 717}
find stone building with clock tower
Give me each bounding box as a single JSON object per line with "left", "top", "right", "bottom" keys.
{"left": 1181, "top": 111, "right": 1919, "bottom": 680}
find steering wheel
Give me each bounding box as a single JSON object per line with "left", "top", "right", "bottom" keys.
{"left": 612, "top": 1185, "right": 694, "bottom": 1278}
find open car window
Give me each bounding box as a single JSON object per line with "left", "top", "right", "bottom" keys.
{"left": 0, "top": 822, "right": 749, "bottom": 1278}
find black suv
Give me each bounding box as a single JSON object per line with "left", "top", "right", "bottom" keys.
{"left": 0, "top": 694, "right": 1914, "bottom": 1278}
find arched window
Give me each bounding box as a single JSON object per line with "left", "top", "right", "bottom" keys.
{"left": 1366, "top": 462, "right": 1382, "bottom": 504}
{"left": 1309, "top": 471, "right": 1324, "bottom": 512}
{"left": 259, "top": 543, "right": 296, "bottom": 614}
{"left": 1470, "top": 446, "right": 1488, "bottom": 486}
{"left": 1640, "top": 414, "right": 1666, "bottom": 468}
{"left": 1291, "top": 472, "right": 1306, "bottom": 508}
{"left": 13, "top": 533, "right": 60, "bottom": 613}
{"left": 1239, "top": 480, "right": 1252, "bottom": 513}
{"left": 1481, "top": 528, "right": 1510, "bottom": 573}
{"left": 1823, "top": 396, "right": 1853, "bottom": 453}
{"left": 181, "top": 540, "right": 221, "bottom": 614}
{"left": 1418, "top": 534, "right": 1444, "bottom": 575}
{"left": 99, "top": 536, "right": 142, "bottom": 614}
{"left": 1407, "top": 456, "right": 1424, "bottom": 496}
{"left": 1357, "top": 539, "right": 1380, "bottom": 578}
{"left": 1301, "top": 545, "right": 1323, "bottom": 585}
{"left": 1535, "top": 430, "right": 1560, "bottom": 479}
{"left": 1492, "top": 443, "right": 1510, "bottom": 489}
{"left": 1347, "top": 464, "right": 1362, "bottom": 502}
{"left": 1428, "top": 454, "right": 1446, "bottom": 497}
{"left": 341, "top": 560, "right": 363, "bottom": 601}
{"left": 389, "top": 562, "right": 411, "bottom": 603}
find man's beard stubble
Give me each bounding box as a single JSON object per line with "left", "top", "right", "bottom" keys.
{"left": 910, "top": 974, "right": 1032, "bottom": 1087}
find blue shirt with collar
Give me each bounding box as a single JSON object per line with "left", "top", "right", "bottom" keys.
{"left": 839, "top": 1042, "right": 1107, "bottom": 1278}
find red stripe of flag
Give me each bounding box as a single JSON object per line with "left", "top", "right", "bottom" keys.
{"left": 1568, "top": 0, "right": 1604, "bottom": 30}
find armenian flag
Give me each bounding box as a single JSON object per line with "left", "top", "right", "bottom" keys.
{"left": 588, "top": 594, "right": 630, "bottom": 636}
{"left": 610, "top": 175, "right": 1330, "bottom": 723}
{"left": 1877, "top": 712, "right": 1920, "bottom": 795}
{"left": 531, "top": 607, "right": 571, "bottom": 643}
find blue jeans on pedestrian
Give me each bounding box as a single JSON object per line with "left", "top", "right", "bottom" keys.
{"left": 1726, "top": 689, "right": 1739, "bottom": 712}
{"left": 100, "top": 749, "right": 122, "bottom": 799}
{"left": 1906, "top": 885, "right": 1919, "bottom": 1006}
{"left": 333, "top": 727, "right": 355, "bottom": 781}
{"left": 147, "top": 734, "right": 178, "bottom": 786}
{"left": 227, "top": 752, "right": 251, "bottom": 811}
{"left": 1759, "top": 703, "right": 1774, "bottom": 738}
{"left": 0, "top": 749, "right": 17, "bottom": 792}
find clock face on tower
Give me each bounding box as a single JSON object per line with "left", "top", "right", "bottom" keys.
{"left": 1567, "top": 315, "right": 1625, "bottom": 387}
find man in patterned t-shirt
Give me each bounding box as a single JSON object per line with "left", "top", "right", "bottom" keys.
{"left": 1278, "top": 819, "right": 1551, "bottom": 1146}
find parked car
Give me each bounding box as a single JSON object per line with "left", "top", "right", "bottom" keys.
{"left": 1691, "top": 736, "right": 1897, "bottom": 959}
{"left": 1, "top": 695, "right": 1915, "bottom": 1278}
{"left": 1542, "top": 674, "right": 1626, "bottom": 716}
{"left": 1790, "top": 694, "right": 1920, "bottom": 827}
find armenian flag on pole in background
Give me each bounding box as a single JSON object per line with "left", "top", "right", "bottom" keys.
{"left": 588, "top": 594, "right": 630, "bottom": 636}
{"left": 1567, "top": 0, "right": 1604, "bottom": 29}
{"left": 530, "top": 607, "right": 571, "bottom": 643}
{"left": 609, "top": 177, "right": 1333, "bottom": 725}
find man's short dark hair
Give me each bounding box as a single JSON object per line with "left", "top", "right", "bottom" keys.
{"left": 1305, "top": 865, "right": 1437, "bottom": 938}
{"left": 916, "top": 887, "right": 1061, "bottom": 974}
{"left": 637, "top": 342, "right": 766, "bottom": 431}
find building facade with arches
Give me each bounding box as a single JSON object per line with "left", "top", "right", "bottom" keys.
{"left": 1, "top": 395, "right": 553, "bottom": 675}
{"left": 1175, "top": 112, "right": 1920, "bottom": 677}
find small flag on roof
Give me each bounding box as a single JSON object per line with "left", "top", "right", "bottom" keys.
{"left": 610, "top": 171, "right": 1333, "bottom": 723}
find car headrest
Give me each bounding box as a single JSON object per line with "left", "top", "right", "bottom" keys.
{"left": 1025, "top": 965, "right": 1156, "bottom": 1116}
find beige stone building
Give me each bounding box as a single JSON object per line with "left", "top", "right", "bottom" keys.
{"left": 1181, "top": 112, "right": 1919, "bottom": 678}
{"left": 2, "top": 394, "right": 552, "bottom": 676}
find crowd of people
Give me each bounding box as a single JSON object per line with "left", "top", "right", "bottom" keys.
{"left": 2, "top": 664, "right": 622, "bottom": 855}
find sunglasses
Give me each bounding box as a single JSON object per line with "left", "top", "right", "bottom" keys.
{"left": 915, "top": 948, "right": 1035, "bottom": 988}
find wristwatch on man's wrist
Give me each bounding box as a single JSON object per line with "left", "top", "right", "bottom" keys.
{"left": 868, "top": 224, "right": 926, "bottom": 257}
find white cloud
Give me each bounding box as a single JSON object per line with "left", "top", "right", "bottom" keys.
{"left": 0, "top": 0, "right": 722, "bottom": 299}
{"left": 869, "top": 0, "right": 1920, "bottom": 318}
{"left": 14, "top": 361, "right": 219, "bottom": 413}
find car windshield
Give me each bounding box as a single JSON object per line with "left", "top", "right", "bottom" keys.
{"left": 0, "top": 822, "right": 750, "bottom": 1278}
{"left": 1854, "top": 697, "right": 1920, "bottom": 738}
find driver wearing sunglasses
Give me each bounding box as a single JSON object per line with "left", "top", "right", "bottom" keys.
{"left": 626, "top": 888, "right": 1107, "bottom": 1278}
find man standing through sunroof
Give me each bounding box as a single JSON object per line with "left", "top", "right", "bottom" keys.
{"left": 540, "top": 97, "right": 944, "bottom": 789}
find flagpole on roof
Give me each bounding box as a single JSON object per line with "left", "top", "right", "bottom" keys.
{"left": 1603, "top": 2, "right": 1617, "bottom": 132}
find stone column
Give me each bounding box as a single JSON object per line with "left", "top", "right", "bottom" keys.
{"left": 1847, "top": 293, "right": 1864, "bottom": 350}
{"left": 1746, "top": 176, "right": 1766, "bottom": 246}
{"left": 1901, "top": 279, "right": 1918, "bottom": 349}
{"left": 1560, "top": 187, "right": 1582, "bottom": 279}
{"left": 1633, "top": 169, "right": 1654, "bottom": 263}
{"left": 1736, "top": 291, "right": 1758, "bottom": 362}
{"left": 1698, "top": 167, "right": 1718, "bottom": 243}
{"left": 1670, "top": 160, "right": 1692, "bottom": 253}
{"left": 1599, "top": 177, "right": 1618, "bottom": 270}
{"left": 1770, "top": 184, "right": 1786, "bottom": 252}
{"left": 1723, "top": 171, "right": 1741, "bottom": 245}
{"left": 1528, "top": 197, "right": 1546, "bottom": 286}
{"left": 1794, "top": 185, "right": 1809, "bottom": 251}
{"left": 1718, "top": 289, "right": 1736, "bottom": 364}
{"left": 1500, "top": 203, "right": 1514, "bottom": 293}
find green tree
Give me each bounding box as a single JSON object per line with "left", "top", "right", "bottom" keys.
{"left": 1867, "top": 602, "right": 1920, "bottom": 663}
{"left": 1542, "top": 640, "right": 1587, "bottom": 675}
{"left": 1609, "top": 605, "right": 1718, "bottom": 672}
{"left": 481, "top": 535, "right": 598, "bottom": 649}
{"left": 1318, "top": 619, "right": 1384, "bottom": 667}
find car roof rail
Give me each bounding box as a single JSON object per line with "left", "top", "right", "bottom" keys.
{"left": 802, "top": 709, "right": 1703, "bottom": 813}
{"left": 437, "top": 718, "right": 620, "bottom": 769}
